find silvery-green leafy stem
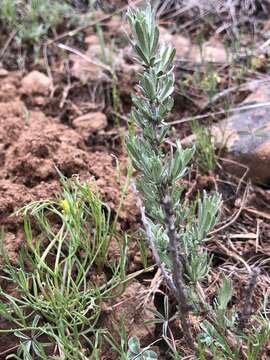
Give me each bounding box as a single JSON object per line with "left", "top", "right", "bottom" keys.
{"left": 126, "top": 2, "right": 221, "bottom": 351}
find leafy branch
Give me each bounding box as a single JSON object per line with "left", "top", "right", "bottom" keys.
{"left": 126, "top": 3, "right": 221, "bottom": 350}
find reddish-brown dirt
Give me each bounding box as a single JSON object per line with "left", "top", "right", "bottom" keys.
{"left": 0, "top": 71, "right": 138, "bottom": 263}
{"left": 100, "top": 281, "right": 156, "bottom": 359}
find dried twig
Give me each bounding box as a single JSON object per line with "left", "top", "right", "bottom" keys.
{"left": 56, "top": 43, "right": 113, "bottom": 74}
{"left": 43, "top": 0, "right": 142, "bottom": 92}
{"left": 0, "top": 30, "right": 17, "bottom": 60}
{"left": 168, "top": 101, "right": 270, "bottom": 126}
{"left": 209, "top": 183, "right": 249, "bottom": 235}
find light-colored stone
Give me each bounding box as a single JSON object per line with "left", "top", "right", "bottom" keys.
{"left": 21, "top": 70, "right": 51, "bottom": 95}
{"left": 160, "top": 27, "right": 228, "bottom": 63}
{"left": 73, "top": 112, "right": 107, "bottom": 139}
{"left": 0, "top": 68, "right": 8, "bottom": 77}
{"left": 70, "top": 38, "right": 111, "bottom": 83}
{"left": 197, "top": 38, "right": 228, "bottom": 63}
{"left": 70, "top": 53, "right": 103, "bottom": 83}
{"left": 212, "top": 83, "right": 270, "bottom": 183}
{"left": 85, "top": 34, "right": 100, "bottom": 46}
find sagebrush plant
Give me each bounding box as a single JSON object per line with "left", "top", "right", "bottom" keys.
{"left": 126, "top": 2, "right": 220, "bottom": 350}
{"left": 0, "top": 176, "right": 128, "bottom": 359}
{"left": 126, "top": 3, "right": 270, "bottom": 357}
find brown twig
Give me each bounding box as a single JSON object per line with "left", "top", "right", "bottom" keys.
{"left": 168, "top": 101, "right": 270, "bottom": 126}
{"left": 0, "top": 30, "right": 17, "bottom": 60}
{"left": 0, "top": 344, "right": 20, "bottom": 357}
{"left": 56, "top": 43, "right": 113, "bottom": 74}
{"left": 218, "top": 157, "right": 249, "bottom": 194}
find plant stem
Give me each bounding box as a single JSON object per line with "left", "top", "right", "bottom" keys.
{"left": 162, "top": 195, "right": 195, "bottom": 350}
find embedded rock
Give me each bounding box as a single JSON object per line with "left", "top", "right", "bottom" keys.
{"left": 212, "top": 83, "right": 270, "bottom": 184}
{"left": 70, "top": 53, "right": 103, "bottom": 83}
{"left": 69, "top": 36, "right": 110, "bottom": 83}
{"left": 0, "top": 68, "right": 8, "bottom": 77}
{"left": 160, "top": 27, "right": 228, "bottom": 63}
{"left": 21, "top": 70, "right": 51, "bottom": 95}
{"left": 73, "top": 112, "right": 107, "bottom": 139}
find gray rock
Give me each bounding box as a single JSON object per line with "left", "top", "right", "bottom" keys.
{"left": 212, "top": 83, "right": 270, "bottom": 184}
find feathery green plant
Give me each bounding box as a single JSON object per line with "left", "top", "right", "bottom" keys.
{"left": 0, "top": 176, "right": 127, "bottom": 359}
{"left": 126, "top": 2, "right": 221, "bottom": 350}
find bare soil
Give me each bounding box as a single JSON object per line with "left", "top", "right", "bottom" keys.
{"left": 0, "top": 70, "right": 138, "bottom": 257}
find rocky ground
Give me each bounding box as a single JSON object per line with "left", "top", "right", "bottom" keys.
{"left": 1, "top": 1, "right": 270, "bottom": 358}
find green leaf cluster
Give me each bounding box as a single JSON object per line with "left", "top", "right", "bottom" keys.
{"left": 127, "top": 337, "right": 157, "bottom": 360}
{"left": 198, "top": 278, "right": 270, "bottom": 359}
{"left": 126, "top": 3, "right": 220, "bottom": 285}
{"left": 0, "top": 0, "right": 78, "bottom": 44}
